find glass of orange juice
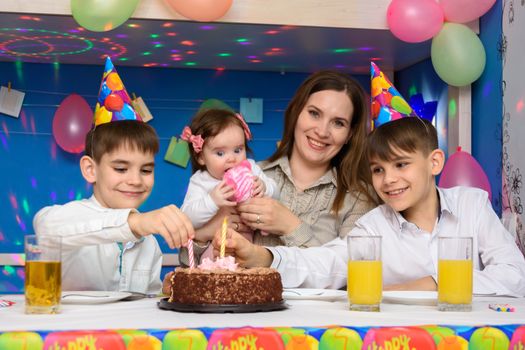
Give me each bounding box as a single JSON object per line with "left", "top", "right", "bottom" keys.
{"left": 438, "top": 236, "right": 473, "bottom": 312}
{"left": 24, "top": 235, "right": 62, "bottom": 314}
{"left": 347, "top": 235, "right": 382, "bottom": 312}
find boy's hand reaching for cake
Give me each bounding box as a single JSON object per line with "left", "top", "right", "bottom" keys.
{"left": 128, "top": 205, "right": 195, "bottom": 249}
{"left": 212, "top": 228, "right": 273, "bottom": 268}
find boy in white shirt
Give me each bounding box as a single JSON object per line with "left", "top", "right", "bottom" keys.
{"left": 33, "top": 120, "right": 194, "bottom": 295}
{"left": 214, "top": 117, "right": 525, "bottom": 297}
{"left": 33, "top": 58, "right": 193, "bottom": 295}
{"left": 350, "top": 117, "right": 525, "bottom": 296}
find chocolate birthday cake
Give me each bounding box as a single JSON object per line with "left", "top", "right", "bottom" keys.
{"left": 168, "top": 257, "right": 283, "bottom": 305}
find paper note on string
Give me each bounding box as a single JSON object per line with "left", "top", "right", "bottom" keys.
{"left": 0, "top": 86, "right": 25, "bottom": 118}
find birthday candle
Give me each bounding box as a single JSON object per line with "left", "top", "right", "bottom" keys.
{"left": 220, "top": 217, "right": 228, "bottom": 258}
{"left": 187, "top": 239, "right": 195, "bottom": 269}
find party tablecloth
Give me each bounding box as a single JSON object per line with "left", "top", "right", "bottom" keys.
{"left": 0, "top": 293, "right": 524, "bottom": 349}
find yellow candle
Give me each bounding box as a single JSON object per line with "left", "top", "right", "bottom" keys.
{"left": 220, "top": 217, "right": 228, "bottom": 258}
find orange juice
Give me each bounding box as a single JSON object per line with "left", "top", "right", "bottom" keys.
{"left": 25, "top": 260, "right": 61, "bottom": 314}
{"left": 438, "top": 259, "right": 473, "bottom": 304}
{"left": 347, "top": 260, "right": 382, "bottom": 305}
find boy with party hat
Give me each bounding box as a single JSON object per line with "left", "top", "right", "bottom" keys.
{"left": 34, "top": 57, "right": 194, "bottom": 295}
{"left": 350, "top": 116, "right": 525, "bottom": 295}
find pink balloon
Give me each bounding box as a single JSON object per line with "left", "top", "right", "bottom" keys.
{"left": 164, "top": 0, "right": 233, "bottom": 22}
{"left": 387, "top": 0, "right": 444, "bottom": 43}
{"left": 52, "top": 94, "right": 93, "bottom": 154}
{"left": 439, "top": 0, "right": 497, "bottom": 24}
{"left": 438, "top": 147, "right": 492, "bottom": 201}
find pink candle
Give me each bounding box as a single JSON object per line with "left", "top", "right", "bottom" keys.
{"left": 187, "top": 239, "right": 195, "bottom": 269}
{"left": 220, "top": 217, "right": 228, "bottom": 258}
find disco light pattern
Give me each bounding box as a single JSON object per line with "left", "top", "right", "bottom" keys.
{"left": 0, "top": 12, "right": 433, "bottom": 73}
{"left": 0, "top": 28, "right": 126, "bottom": 62}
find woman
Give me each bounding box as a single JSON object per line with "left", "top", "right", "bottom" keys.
{"left": 234, "top": 70, "right": 375, "bottom": 249}
{"left": 178, "top": 71, "right": 376, "bottom": 289}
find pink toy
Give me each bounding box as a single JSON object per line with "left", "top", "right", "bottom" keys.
{"left": 223, "top": 160, "right": 254, "bottom": 203}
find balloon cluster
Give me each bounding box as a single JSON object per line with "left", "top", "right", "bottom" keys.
{"left": 387, "top": 0, "right": 495, "bottom": 86}
{"left": 163, "top": 0, "right": 233, "bottom": 22}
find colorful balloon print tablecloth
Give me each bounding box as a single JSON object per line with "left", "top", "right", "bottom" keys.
{"left": 1, "top": 324, "right": 524, "bottom": 350}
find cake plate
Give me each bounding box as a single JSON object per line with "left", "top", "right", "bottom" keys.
{"left": 158, "top": 298, "right": 288, "bottom": 313}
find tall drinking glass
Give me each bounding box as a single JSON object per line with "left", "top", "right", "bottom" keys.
{"left": 438, "top": 236, "right": 473, "bottom": 312}
{"left": 24, "top": 235, "right": 62, "bottom": 314}
{"left": 347, "top": 235, "right": 382, "bottom": 312}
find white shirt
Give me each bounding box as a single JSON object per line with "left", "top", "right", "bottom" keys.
{"left": 33, "top": 196, "right": 162, "bottom": 294}
{"left": 181, "top": 159, "right": 279, "bottom": 228}
{"left": 268, "top": 187, "right": 525, "bottom": 297}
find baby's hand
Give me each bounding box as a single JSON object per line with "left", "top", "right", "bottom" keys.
{"left": 210, "top": 181, "right": 237, "bottom": 207}
{"left": 128, "top": 205, "right": 194, "bottom": 249}
{"left": 252, "top": 176, "right": 266, "bottom": 197}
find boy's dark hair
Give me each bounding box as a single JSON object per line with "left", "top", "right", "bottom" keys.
{"left": 84, "top": 120, "right": 159, "bottom": 163}
{"left": 367, "top": 117, "right": 438, "bottom": 162}
{"left": 186, "top": 108, "right": 253, "bottom": 173}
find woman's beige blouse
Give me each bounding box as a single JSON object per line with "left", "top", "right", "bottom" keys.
{"left": 253, "top": 156, "right": 375, "bottom": 247}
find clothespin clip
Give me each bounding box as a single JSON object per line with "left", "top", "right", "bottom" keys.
{"left": 132, "top": 92, "right": 137, "bottom": 101}
{"left": 8, "top": 81, "right": 11, "bottom": 93}
{"left": 489, "top": 303, "right": 515, "bottom": 312}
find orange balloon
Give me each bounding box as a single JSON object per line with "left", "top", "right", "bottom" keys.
{"left": 106, "top": 72, "right": 124, "bottom": 91}
{"left": 164, "top": 0, "right": 233, "bottom": 22}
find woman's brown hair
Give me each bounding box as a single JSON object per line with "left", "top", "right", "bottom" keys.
{"left": 268, "top": 70, "right": 374, "bottom": 214}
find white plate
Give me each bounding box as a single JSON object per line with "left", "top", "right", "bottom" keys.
{"left": 61, "top": 291, "right": 132, "bottom": 304}
{"left": 283, "top": 288, "right": 347, "bottom": 301}
{"left": 382, "top": 291, "right": 437, "bottom": 306}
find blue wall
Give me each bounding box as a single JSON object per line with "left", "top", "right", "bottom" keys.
{"left": 473, "top": 0, "right": 503, "bottom": 213}
{"left": 0, "top": 61, "right": 370, "bottom": 292}
{"left": 395, "top": 59, "right": 448, "bottom": 156}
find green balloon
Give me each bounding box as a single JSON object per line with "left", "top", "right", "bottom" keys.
{"left": 198, "top": 98, "right": 235, "bottom": 113}
{"left": 71, "top": 0, "right": 140, "bottom": 32}
{"left": 431, "top": 23, "right": 486, "bottom": 87}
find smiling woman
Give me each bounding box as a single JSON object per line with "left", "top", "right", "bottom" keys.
{"left": 180, "top": 71, "right": 377, "bottom": 286}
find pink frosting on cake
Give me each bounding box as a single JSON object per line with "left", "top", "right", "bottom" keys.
{"left": 223, "top": 160, "right": 254, "bottom": 203}
{"left": 198, "top": 256, "right": 238, "bottom": 271}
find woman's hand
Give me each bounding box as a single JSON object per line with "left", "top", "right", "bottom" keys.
{"left": 194, "top": 206, "right": 249, "bottom": 242}
{"left": 237, "top": 197, "right": 301, "bottom": 235}
{"left": 212, "top": 227, "right": 273, "bottom": 268}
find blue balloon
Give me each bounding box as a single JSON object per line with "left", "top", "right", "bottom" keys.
{"left": 376, "top": 107, "right": 392, "bottom": 126}
{"left": 98, "top": 83, "right": 111, "bottom": 105}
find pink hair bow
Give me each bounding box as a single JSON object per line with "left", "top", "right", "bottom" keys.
{"left": 181, "top": 126, "right": 204, "bottom": 153}
{"left": 235, "top": 113, "right": 252, "bottom": 141}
